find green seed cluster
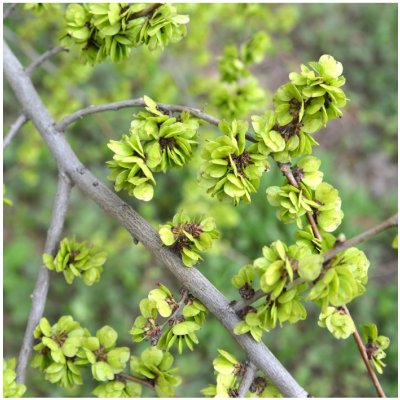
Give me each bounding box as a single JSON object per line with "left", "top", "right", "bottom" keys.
{"left": 32, "top": 316, "right": 91, "bottom": 387}
{"left": 230, "top": 239, "right": 371, "bottom": 343}
{"left": 81, "top": 326, "right": 130, "bottom": 382}
{"left": 92, "top": 380, "right": 141, "bottom": 398}
{"left": 3, "top": 358, "right": 27, "bottom": 398}
{"left": 107, "top": 96, "right": 199, "bottom": 202}
{"left": 201, "top": 349, "right": 281, "bottom": 398}
{"left": 318, "top": 307, "right": 355, "bottom": 339}
{"left": 308, "top": 247, "right": 369, "bottom": 309}
{"left": 267, "top": 181, "right": 344, "bottom": 232}
{"left": 211, "top": 31, "right": 270, "bottom": 119}
{"left": 32, "top": 317, "right": 130, "bottom": 388}
{"left": 130, "top": 284, "right": 207, "bottom": 354}
{"left": 32, "top": 315, "right": 181, "bottom": 397}
{"left": 361, "top": 323, "right": 390, "bottom": 374}
{"left": 296, "top": 225, "right": 336, "bottom": 253}
{"left": 130, "top": 347, "right": 181, "bottom": 397}
{"left": 131, "top": 97, "right": 199, "bottom": 173}
{"left": 200, "top": 120, "right": 268, "bottom": 205}
{"left": 43, "top": 237, "right": 107, "bottom": 286}
{"left": 63, "top": 3, "right": 189, "bottom": 64}
{"left": 159, "top": 212, "right": 219, "bottom": 267}
{"left": 258, "top": 54, "right": 348, "bottom": 163}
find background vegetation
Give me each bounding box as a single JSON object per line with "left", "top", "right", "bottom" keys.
{"left": 3, "top": 3, "right": 398, "bottom": 397}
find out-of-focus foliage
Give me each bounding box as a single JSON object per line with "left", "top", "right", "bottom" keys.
{"left": 3, "top": 3, "right": 397, "bottom": 398}
{"left": 3, "top": 358, "right": 27, "bottom": 398}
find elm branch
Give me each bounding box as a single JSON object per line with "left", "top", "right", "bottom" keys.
{"left": 16, "top": 172, "right": 73, "bottom": 383}
{"left": 4, "top": 40, "right": 308, "bottom": 398}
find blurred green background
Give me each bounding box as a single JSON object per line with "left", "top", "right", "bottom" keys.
{"left": 3, "top": 3, "right": 398, "bottom": 398}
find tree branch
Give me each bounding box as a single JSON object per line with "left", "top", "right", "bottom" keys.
{"left": 55, "top": 98, "right": 221, "bottom": 131}
{"left": 25, "top": 46, "right": 68, "bottom": 76}
{"left": 342, "top": 306, "right": 386, "bottom": 398}
{"left": 128, "top": 3, "right": 163, "bottom": 21}
{"left": 233, "top": 289, "right": 265, "bottom": 312}
{"left": 54, "top": 72, "right": 395, "bottom": 398}
{"left": 237, "top": 362, "right": 257, "bottom": 397}
{"left": 278, "top": 162, "right": 322, "bottom": 240}
{"left": 3, "top": 113, "right": 28, "bottom": 150}
{"left": 3, "top": 3, "right": 17, "bottom": 20}
{"left": 277, "top": 162, "right": 388, "bottom": 395}
{"left": 4, "top": 40, "right": 308, "bottom": 398}
{"left": 323, "top": 213, "right": 398, "bottom": 262}
{"left": 116, "top": 373, "right": 155, "bottom": 389}
{"left": 16, "top": 172, "right": 73, "bottom": 383}
{"left": 158, "top": 289, "right": 188, "bottom": 334}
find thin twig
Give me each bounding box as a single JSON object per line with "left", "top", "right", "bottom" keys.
{"left": 238, "top": 362, "right": 257, "bottom": 397}
{"left": 4, "top": 41, "right": 309, "bottom": 398}
{"left": 233, "top": 289, "right": 265, "bottom": 312}
{"left": 158, "top": 289, "right": 189, "bottom": 333}
{"left": 25, "top": 46, "right": 68, "bottom": 76}
{"left": 116, "top": 373, "right": 155, "bottom": 389}
{"left": 342, "top": 306, "right": 386, "bottom": 398}
{"left": 279, "top": 159, "right": 387, "bottom": 395}
{"left": 278, "top": 162, "right": 322, "bottom": 240}
{"left": 3, "top": 3, "right": 17, "bottom": 20}
{"left": 55, "top": 98, "right": 221, "bottom": 131}
{"left": 323, "top": 213, "right": 398, "bottom": 262}
{"left": 128, "top": 3, "right": 163, "bottom": 20}
{"left": 233, "top": 278, "right": 307, "bottom": 312}
{"left": 3, "top": 113, "right": 28, "bottom": 150}
{"left": 16, "top": 172, "right": 73, "bottom": 384}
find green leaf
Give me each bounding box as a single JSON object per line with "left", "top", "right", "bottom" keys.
{"left": 96, "top": 326, "right": 117, "bottom": 349}
{"left": 133, "top": 183, "right": 154, "bottom": 201}
{"left": 172, "top": 321, "right": 200, "bottom": 335}
{"left": 159, "top": 227, "right": 175, "bottom": 246}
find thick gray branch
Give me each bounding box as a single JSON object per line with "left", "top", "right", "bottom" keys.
{"left": 3, "top": 113, "right": 28, "bottom": 150}
{"left": 16, "top": 172, "right": 73, "bottom": 383}
{"left": 238, "top": 362, "right": 257, "bottom": 397}
{"left": 4, "top": 40, "right": 308, "bottom": 397}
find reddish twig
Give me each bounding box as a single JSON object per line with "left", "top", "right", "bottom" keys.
{"left": 128, "top": 3, "right": 163, "bottom": 20}
{"left": 278, "top": 162, "right": 322, "bottom": 240}
{"left": 117, "top": 372, "right": 155, "bottom": 389}
{"left": 278, "top": 163, "right": 388, "bottom": 396}
{"left": 343, "top": 306, "right": 386, "bottom": 398}
{"left": 323, "top": 213, "right": 398, "bottom": 262}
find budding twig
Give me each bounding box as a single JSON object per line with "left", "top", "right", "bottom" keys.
{"left": 323, "top": 213, "right": 398, "bottom": 262}
{"left": 342, "top": 306, "right": 386, "bottom": 398}
{"left": 237, "top": 362, "right": 257, "bottom": 397}
{"left": 3, "top": 113, "right": 28, "bottom": 150}
{"left": 25, "top": 46, "right": 68, "bottom": 76}
{"left": 117, "top": 372, "right": 155, "bottom": 389}
{"left": 16, "top": 172, "right": 73, "bottom": 384}
{"left": 157, "top": 289, "right": 189, "bottom": 334}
